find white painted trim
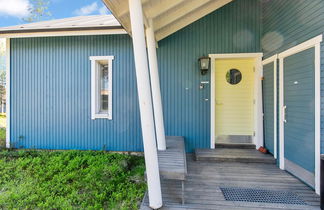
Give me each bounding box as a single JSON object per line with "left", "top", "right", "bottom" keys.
{"left": 262, "top": 54, "right": 277, "bottom": 65}
{"left": 155, "top": 0, "right": 233, "bottom": 41}
{"left": 209, "top": 53, "right": 263, "bottom": 59}
{"left": 89, "top": 56, "right": 114, "bottom": 120}
{"left": 278, "top": 35, "right": 323, "bottom": 59}
{"left": 0, "top": 29, "right": 127, "bottom": 38}
{"left": 89, "top": 56, "right": 115, "bottom": 61}
{"left": 279, "top": 57, "right": 284, "bottom": 170}
{"left": 262, "top": 54, "right": 278, "bottom": 159}
{"left": 314, "top": 43, "right": 321, "bottom": 195}
{"left": 273, "top": 58, "right": 277, "bottom": 159}
{"left": 209, "top": 53, "right": 263, "bottom": 149}
{"left": 254, "top": 56, "right": 264, "bottom": 149}
{"left": 278, "top": 35, "right": 322, "bottom": 195}
{"left": 106, "top": 58, "right": 113, "bottom": 120}
{"left": 210, "top": 54, "right": 216, "bottom": 149}
{"left": 5, "top": 38, "right": 10, "bottom": 148}
{"left": 154, "top": 0, "right": 231, "bottom": 31}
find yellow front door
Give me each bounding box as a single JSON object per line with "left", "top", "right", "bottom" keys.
{"left": 215, "top": 58, "right": 255, "bottom": 143}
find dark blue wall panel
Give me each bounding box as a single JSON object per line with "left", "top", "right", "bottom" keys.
{"left": 158, "top": 0, "right": 262, "bottom": 151}
{"left": 262, "top": 0, "right": 324, "bottom": 153}
{"left": 263, "top": 62, "right": 275, "bottom": 155}
{"left": 284, "top": 48, "right": 315, "bottom": 173}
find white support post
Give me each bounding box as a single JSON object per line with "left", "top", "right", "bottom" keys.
{"left": 145, "top": 19, "right": 166, "bottom": 151}
{"left": 128, "top": 0, "right": 163, "bottom": 208}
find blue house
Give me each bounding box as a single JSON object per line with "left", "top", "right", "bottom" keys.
{"left": 0, "top": 0, "right": 323, "bottom": 208}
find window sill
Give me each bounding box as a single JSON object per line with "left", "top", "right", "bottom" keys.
{"left": 91, "top": 114, "right": 112, "bottom": 120}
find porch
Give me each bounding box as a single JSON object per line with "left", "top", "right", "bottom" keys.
{"left": 101, "top": 0, "right": 323, "bottom": 208}
{"left": 140, "top": 153, "right": 320, "bottom": 210}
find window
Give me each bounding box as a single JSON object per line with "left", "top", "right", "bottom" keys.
{"left": 90, "top": 56, "right": 114, "bottom": 119}
{"left": 226, "top": 69, "right": 242, "bottom": 85}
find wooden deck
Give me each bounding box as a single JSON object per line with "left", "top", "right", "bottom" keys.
{"left": 195, "top": 148, "right": 276, "bottom": 164}
{"left": 140, "top": 154, "right": 320, "bottom": 210}
{"left": 157, "top": 136, "right": 187, "bottom": 180}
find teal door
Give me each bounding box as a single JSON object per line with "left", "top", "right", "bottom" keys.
{"left": 263, "top": 62, "right": 275, "bottom": 157}
{"left": 283, "top": 48, "right": 315, "bottom": 186}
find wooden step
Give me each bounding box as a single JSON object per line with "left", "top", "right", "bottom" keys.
{"left": 195, "top": 148, "right": 276, "bottom": 164}
{"left": 215, "top": 143, "right": 256, "bottom": 149}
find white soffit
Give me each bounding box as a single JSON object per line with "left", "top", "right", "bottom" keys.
{"left": 103, "top": 0, "right": 233, "bottom": 41}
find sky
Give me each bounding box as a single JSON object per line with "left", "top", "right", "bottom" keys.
{"left": 0, "top": 0, "right": 111, "bottom": 27}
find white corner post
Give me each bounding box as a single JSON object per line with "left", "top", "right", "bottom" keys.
{"left": 128, "top": 0, "right": 163, "bottom": 208}
{"left": 5, "top": 38, "right": 10, "bottom": 149}
{"left": 145, "top": 19, "right": 166, "bottom": 151}
{"left": 254, "top": 55, "right": 264, "bottom": 150}
{"left": 315, "top": 41, "right": 321, "bottom": 195}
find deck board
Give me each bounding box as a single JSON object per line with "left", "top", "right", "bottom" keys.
{"left": 195, "top": 148, "right": 276, "bottom": 164}
{"left": 140, "top": 154, "right": 320, "bottom": 210}
{"left": 157, "top": 136, "right": 187, "bottom": 180}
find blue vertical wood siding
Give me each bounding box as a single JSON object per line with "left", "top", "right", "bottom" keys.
{"left": 262, "top": 0, "right": 324, "bottom": 153}
{"left": 158, "top": 0, "right": 262, "bottom": 151}
{"left": 263, "top": 63, "right": 275, "bottom": 155}
{"left": 284, "top": 48, "right": 315, "bottom": 173}
{"left": 10, "top": 35, "right": 144, "bottom": 151}
{"left": 10, "top": 0, "right": 262, "bottom": 152}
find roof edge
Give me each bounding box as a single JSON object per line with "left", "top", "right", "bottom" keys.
{"left": 0, "top": 28, "right": 127, "bottom": 38}
{"left": 0, "top": 26, "right": 124, "bottom": 34}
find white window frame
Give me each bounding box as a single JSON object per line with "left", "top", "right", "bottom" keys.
{"left": 89, "top": 56, "right": 114, "bottom": 120}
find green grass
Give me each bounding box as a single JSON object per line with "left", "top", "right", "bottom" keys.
{"left": 0, "top": 128, "right": 5, "bottom": 148}
{"left": 0, "top": 150, "right": 146, "bottom": 209}
{"left": 0, "top": 113, "right": 5, "bottom": 148}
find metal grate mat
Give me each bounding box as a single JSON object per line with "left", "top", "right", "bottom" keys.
{"left": 220, "top": 187, "right": 307, "bottom": 205}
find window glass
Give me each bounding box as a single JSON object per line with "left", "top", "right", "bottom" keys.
{"left": 100, "top": 64, "right": 109, "bottom": 112}
{"left": 226, "top": 69, "right": 242, "bottom": 85}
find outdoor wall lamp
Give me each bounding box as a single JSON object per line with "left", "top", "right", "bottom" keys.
{"left": 198, "top": 56, "right": 210, "bottom": 75}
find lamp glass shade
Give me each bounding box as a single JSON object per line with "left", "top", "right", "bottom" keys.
{"left": 199, "top": 57, "right": 210, "bottom": 70}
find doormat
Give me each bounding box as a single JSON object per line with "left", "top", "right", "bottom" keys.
{"left": 220, "top": 187, "right": 307, "bottom": 205}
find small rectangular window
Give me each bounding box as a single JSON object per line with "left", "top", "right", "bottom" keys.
{"left": 90, "top": 56, "right": 114, "bottom": 119}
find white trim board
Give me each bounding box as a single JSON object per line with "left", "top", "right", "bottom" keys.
{"left": 262, "top": 54, "right": 277, "bottom": 65}
{"left": 0, "top": 29, "right": 127, "bottom": 38}
{"left": 262, "top": 54, "right": 278, "bottom": 159}
{"left": 209, "top": 53, "right": 263, "bottom": 149}
{"left": 278, "top": 35, "right": 323, "bottom": 59}
{"left": 5, "top": 38, "right": 10, "bottom": 148}
{"left": 278, "top": 34, "right": 322, "bottom": 195}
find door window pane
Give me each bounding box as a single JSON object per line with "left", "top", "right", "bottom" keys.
{"left": 226, "top": 69, "right": 242, "bottom": 85}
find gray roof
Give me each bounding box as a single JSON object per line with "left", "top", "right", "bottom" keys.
{"left": 0, "top": 15, "right": 122, "bottom": 33}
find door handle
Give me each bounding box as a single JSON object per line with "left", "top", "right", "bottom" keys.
{"left": 283, "top": 105, "right": 287, "bottom": 123}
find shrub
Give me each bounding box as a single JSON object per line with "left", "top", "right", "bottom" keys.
{"left": 0, "top": 150, "right": 146, "bottom": 209}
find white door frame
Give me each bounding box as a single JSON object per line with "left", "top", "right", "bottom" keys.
{"left": 262, "top": 55, "right": 278, "bottom": 159}
{"left": 278, "top": 35, "right": 322, "bottom": 194}
{"left": 209, "top": 53, "right": 263, "bottom": 149}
